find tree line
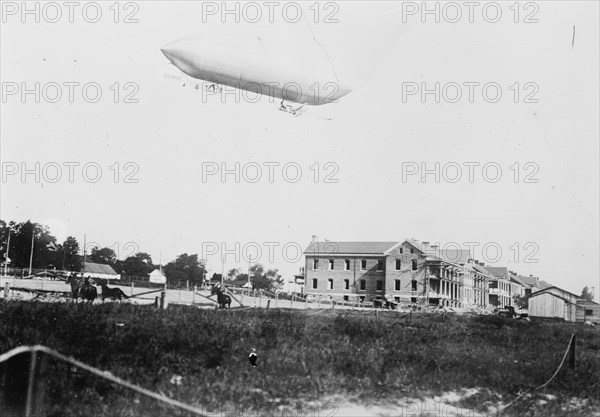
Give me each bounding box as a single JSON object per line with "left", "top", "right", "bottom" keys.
{"left": 0, "top": 219, "right": 284, "bottom": 290}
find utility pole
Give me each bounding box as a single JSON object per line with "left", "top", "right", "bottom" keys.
{"left": 82, "top": 233, "right": 87, "bottom": 274}
{"left": 247, "top": 256, "right": 252, "bottom": 289}
{"left": 28, "top": 230, "right": 34, "bottom": 275}
{"left": 220, "top": 260, "right": 224, "bottom": 288}
{"left": 3, "top": 230, "right": 10, "bottom": 277}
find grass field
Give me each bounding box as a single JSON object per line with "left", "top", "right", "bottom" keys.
{"left": 0, "top": 300, "right": 599, "bottom": 416}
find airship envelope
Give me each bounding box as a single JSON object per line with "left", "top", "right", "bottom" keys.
{"left": 161, "top": 37, "right": 352, "bottom": 107}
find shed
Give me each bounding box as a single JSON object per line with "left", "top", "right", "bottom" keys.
{"left": 576, "top": 299, "right": 600, "bottom": 324}
{"left": 82, "top": 262, "right": 120, "bottom": 280}
{"left": 149, "top": 268, "right": 167, "bottom": 284}
{"left": 528, "top": 286, "right": 579, "bottom": 322}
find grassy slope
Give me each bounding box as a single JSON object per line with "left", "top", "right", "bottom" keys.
{"left": 0, "top": 301, "right": 598, "bottom": 416}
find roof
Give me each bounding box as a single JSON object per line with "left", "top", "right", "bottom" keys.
{"left": 430, "top": 248, "right": 471, "bottom": 264}
{"left": 510, "top": 275, "right": 527, "bottom": 286}
{"left": 518, "top": 276, "right": 552, "bottom": 290}
{"left": 150, "top": 269, "right": 165, "bottom": 277}
{"left": 472, "top": 264, "right": 494, "bottom": 277}
{"left": 484, "top": 266, "right": 509, "bottom": 279}
{"left": 304, "top": 241, "right": 400, "bottom": 256}
{"left": 518, "top": 275, "right": 540, "bottom": 287}
{"left": 577, "top": 299, "right": 600, "bottom": 306}
{"left": 83, "top": 262, "right": 118, "bottom": 275}
{"left": 404, "top": 239, "right": 470, "bottom": 265}
{"left": 529, "top": 286, "right": 581, "bottom": 300}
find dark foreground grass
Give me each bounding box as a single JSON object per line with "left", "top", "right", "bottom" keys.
{"left": 0, "top": 300, "right": 599, "bottom": 416}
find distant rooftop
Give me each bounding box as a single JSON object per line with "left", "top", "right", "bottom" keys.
{"left": 83, "top": 262, "right": 118, "bottom": 275}
{"left": 304, "top": 241, "right": 400, "bottom": 256}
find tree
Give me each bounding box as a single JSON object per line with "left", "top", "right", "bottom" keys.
{"left": 249, "top": 263, "right": 264, "bottom": 277}
{"left": 513, "top": 294, "right": 530, "bottom": 310}
{"left": 2, "top": 220, "right": 57, "bottom": 269}
{"left": 89, "top": 247, "right": 117, "bottom": 265}
{"left": 227, "top": 268, "right": 240, "bottom": 279}
{"left": 163, "top": 253, "right": 205, "bottom": 285}
{"left": 266, "top": 269, "right": 284, "bottom": 290}
{"left": 55, "top": 236, "right": 82, "bottom": 271}
{"left": 248, "top": 263, "right": 284, "bottom": 291}
{"left": 121, "top": 252, "right": 154, "bottom": 277}
{"left": 581, "top": 286, "right": 594, "bottom": 302}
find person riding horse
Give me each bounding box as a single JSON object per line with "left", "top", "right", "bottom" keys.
{"left": 66, "top": 274, "right": 97, "bottom": 302}
{"left": 211, "top": 284, "right": 231, "bottom": 309}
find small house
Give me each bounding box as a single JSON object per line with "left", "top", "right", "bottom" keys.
{"left": 528, "top": 286, "right": 579, "bottom": 322}
{"left": 576, "top": 299, "right": 600, "bottom": 324}
{"left": 149, "top": 268, "right": 166, "bottom": 284}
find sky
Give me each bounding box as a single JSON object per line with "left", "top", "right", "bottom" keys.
{"left": 1, "top": 1, "right": 599, "bottom": 297}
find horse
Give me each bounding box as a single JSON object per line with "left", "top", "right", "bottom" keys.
{"left": 66, "top": 275, "right": 97, "bottom": 303}
{"left": 66, "top": 274, "right": 84, "bottom": 300}
{"left": 79, "top": 280, "right": 98, "bottom": 303}
{"left": 100, "top": 282, "right": 129, "bottom": 301}
{"left": 211, "top": 285, "right": 231, "bottom": 309}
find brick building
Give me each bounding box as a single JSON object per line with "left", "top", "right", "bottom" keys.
{"left": 303, "top": 238, "right": 465, "bottom": 307}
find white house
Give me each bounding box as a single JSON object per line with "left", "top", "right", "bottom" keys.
{"left": 149, "top": 268, "right": 166, "bottom": 284}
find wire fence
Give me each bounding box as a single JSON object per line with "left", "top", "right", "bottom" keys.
{"left": 0, "top": 334, "right": 579, "bottom": 416}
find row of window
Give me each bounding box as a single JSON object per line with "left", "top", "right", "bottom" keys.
{"left": 312, "top": 258, "right": 418, "bottom": 271}
{"left": 311, "top": 278, "right": 418, "bottom": 292}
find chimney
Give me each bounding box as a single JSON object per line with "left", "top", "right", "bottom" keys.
{"left": 311, "top": 235, "right": 318, "bottom": 243}
{"left": 422, "top": 241, "right": 430, "bottom": 250}
{"left": 479, "top": 262, "right": 485, "bottom": 267}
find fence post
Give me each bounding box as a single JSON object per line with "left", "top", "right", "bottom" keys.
{"left": 331, "top": 297, "right": 334, "bottom": 310}
{"left": 291, "top": 293, "right": 294, "bottom": 309}
{"left": 193, "top": 286, "right": 197, "bottom": 303}
{"left": 130, "top": 282, "right": 134, "bottom": 297}
{"left": 27, "top": 350, "right": 48, "bottom": 417}
{"left": 186, "top": 281, "right": 189, "bottom": 292}
{"left": 160, "top": 291, "right": 167, "bottom": 310}
{"left": 275, "top": 292, "right": 278, "bottom": 308}
{"left": 267, "top": 300, "right": 271, "bottom": 310}
{"left": 569, "top": 334, "right": 577, "bottom": 370}
{"left": 4, "top": 282, "right": 9, "bottom": 299}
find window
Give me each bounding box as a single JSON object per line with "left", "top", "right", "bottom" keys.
{"left": 376, "top": 281, "right": 383, "bottom": 291}
{"left": 377, "top": 260, "right": 383, "bottom": 271}
{"left": 313, "top": 259, "right": 319, "bottom": 270}
{"left": 586, "top": 309, "right": 594, "bottom": 315}
{"left": 343, "top": 296, "right": 349, "bottom": 301}
{"left": 411, "top": 280, "right": 418, "bottom": 291}
{"left": 328, "top": 259, "right": 334, "bottom": 270}
{"left": 360, "top": 280, "right": 366, "bottom": 290}
{"left": 410, "top": 248, "right": 414, "bottom": 254}
{"left": 344, "top": 259, "right": 350, "bottom": 270}
{"left": 344, "top": 279, "right": 350, "bottom": 290}
{"left": 312, "top": 278, "right": 318, "bottom": 289}
{"left": 360, "top": 259, "right": 367, "bottom": 270}
{"left": 395, "top": 259, "right": 401, "bottom": 270}
{"left": 395, "top": 279, "right": 401, "bottom": 291}
{"left": 399, "top": 247, "right": 403, "bottom": 254}
{"left": 411, "top": 259, "right": 418, "bottom": 270}
{"left": 328, "top": 279, "right": 333, "bottom": 290}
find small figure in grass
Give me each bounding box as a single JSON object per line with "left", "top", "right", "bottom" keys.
{"left": 248, "top": 348, "right": 257, "bottom": 368}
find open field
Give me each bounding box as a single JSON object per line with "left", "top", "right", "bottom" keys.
{"left": 1, "top": 298, "right": 599, "bottom": 417}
